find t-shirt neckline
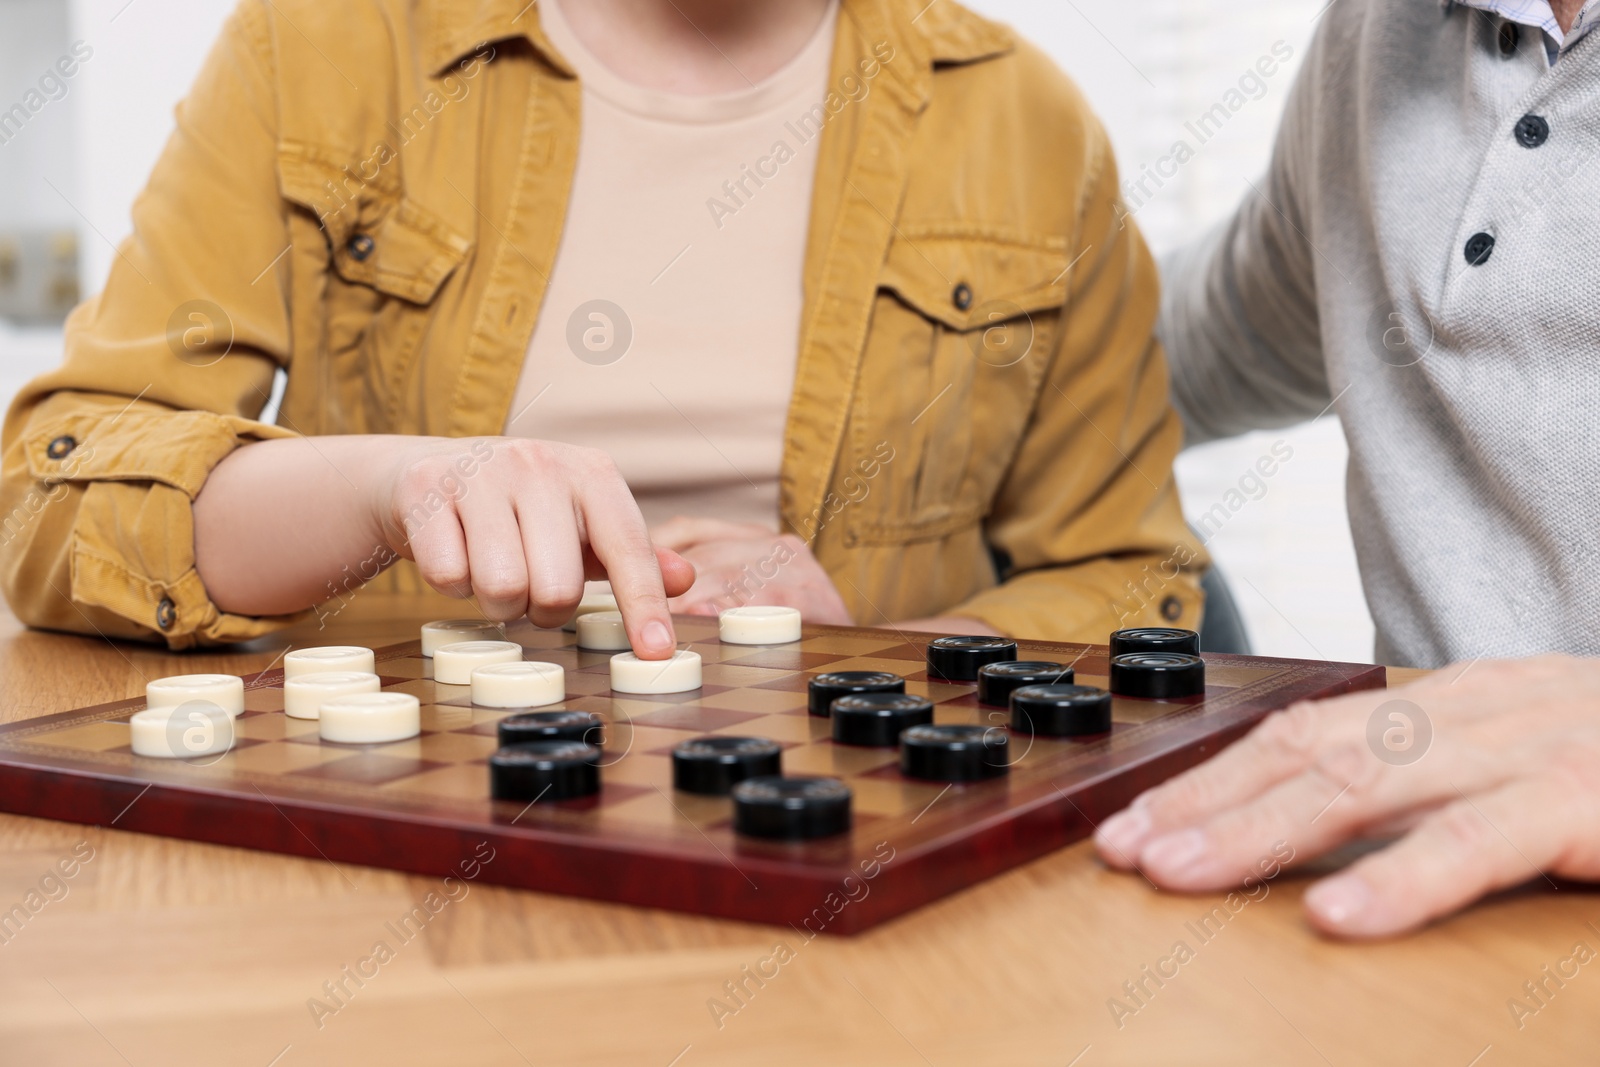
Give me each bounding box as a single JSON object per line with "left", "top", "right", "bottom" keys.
{"left": 538, "top": 0, "right": 840, "bottom": 124}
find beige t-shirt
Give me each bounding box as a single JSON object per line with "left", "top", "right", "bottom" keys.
{"left": 505, "top": 0, "right": 838, "bottom": 528}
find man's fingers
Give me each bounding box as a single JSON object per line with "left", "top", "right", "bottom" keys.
{"left": 577, "top": 473, "right": 677, "bottom": 659}
{"left": 1133, "top": 732, "right": 1509, "bottom": 890}
{"left": 1303, "top": 776, "right": 1577, "bottom": 939}
{"left": 1097, "top": 700, "right": 1341, "bottom": 866}
{"left": 514, "top": 491, "right": 586, "bottom": 628}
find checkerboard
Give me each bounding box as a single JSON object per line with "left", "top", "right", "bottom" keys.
{"left": 0, "top": 618, "right": 1385, "bottom": 933}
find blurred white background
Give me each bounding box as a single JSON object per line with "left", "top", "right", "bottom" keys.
{"left": 0, "top": 0, "right": 1375, "bottom": 662}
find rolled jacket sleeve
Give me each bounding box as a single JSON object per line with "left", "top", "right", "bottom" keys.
{"left": 0, "top": 1, "right": 304, "bottom": 647}
{"left": 949, "top": 127, "right": 1207, "bottom": 639}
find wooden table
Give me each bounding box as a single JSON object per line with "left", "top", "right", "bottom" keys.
{"left": 0, "top": 598, "right": 1592, "bottom": 1065}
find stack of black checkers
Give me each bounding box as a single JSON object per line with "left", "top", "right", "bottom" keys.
{"left": 490, "top": 711, "right": 607, "bottom": 803}
{"left": 1107, "top": 628, "right": 1205, "bottom": 699}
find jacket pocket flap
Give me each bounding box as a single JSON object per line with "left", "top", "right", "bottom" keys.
{"left": 877, "top": 229, "right": 1070, "bottom": 331}
{"left": 277, "top": 142, "right": 472, "bottom": 305}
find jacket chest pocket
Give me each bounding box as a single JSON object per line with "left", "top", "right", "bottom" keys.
{"left": 848, "top": 230, "right": 1069, "bottom": 544}
{"left": 278, "top": 146, "right": 472, "bottom": 428}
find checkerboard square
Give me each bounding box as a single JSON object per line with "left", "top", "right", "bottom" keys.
{"left": 905, "top": 680, "right": 978, "bottom": 704}
{"left": 600, "top": 789, "right": 730, "bottom": 831}
{"left": 710, "top": 713, "right": 827, "bottom": 745}
{"left": 700, "top": 663, "right": 791, "bottom": 687}
{"left": 235, "top": 714, "right": 322, "bottom": 742}
{"left": 607, "top": 723, "right": 717, "bottom": 756}
{"left": 629, "top": 705, "right": 764, "bottom": 733}
{"left": 374, "top": 657, "right": 431, "bottom": 680}
{"left": 562, "top": 672, "right": 616, "bottom": 696}
{"left": 229, "top": 741, "right": 347, "bottom": 774}
{"left": 848, "top": 776, "right": 949, "bottom": 818}
{"left": 383, "top": 763, "right": 489, "bottom": 800}
{"left": 799, "top": 635, "right": 911, "bottom": 656}
{"left": 822, "top": 656, "right": 934, "bottom": 676}
{"left": 243, "top": 688, "right": 286, "bottom": 713}
{"left": 697, "top": 687, "right": 810, "bottom": 715}
{"left": 372, "top": 733, "right": 497, "bottom": 763}
{"left": 31, "top": 722, "right": 131, "bottom": 753}
{"left": 723, "top": 650, "right": 855, "bottom": 671}
{"left": 290, "top": 753, "right": 450, "bottom": 785}
{"left": 601, "top": 753, "right": 673, "bottom": 788}
{"left": 780, "top": 742, "right": 900, "bottom": 778}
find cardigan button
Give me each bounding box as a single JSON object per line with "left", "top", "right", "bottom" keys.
{"left": 1464, "top": 232, "right": 1495, "bottom": 266}
{"left": 45, "top": 435, "right": 77, "bottom": 460}
{"left": 347, "top": 234, "right": 376, "bottom": 262}
{"left": 952, "top": 282, "right": 973, "bottom": 311}
{"left": 1160, "top": 595, "right": 1183, "bottom": 622}
{"left": 156, "top": 596, "right": 178, "bottom": 631}
{"left": 1513, "top": 113, "right": 1549, "bottom": 148}
{"left": 1497, "top": 21, "right": 1519, "bottom": 58}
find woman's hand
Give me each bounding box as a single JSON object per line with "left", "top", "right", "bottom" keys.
{"left": 381, "top": 438, "right": 694, "bottom": 654}
{"left": 1093, "top": 655, "right": 1600, "bottom": 938}
{"left": 651, "top": 517, "right": 853, "bottom": 624}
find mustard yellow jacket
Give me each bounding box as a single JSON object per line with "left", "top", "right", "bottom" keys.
{"left": 0, "top": 0, "right": 1204, "bottom": 649}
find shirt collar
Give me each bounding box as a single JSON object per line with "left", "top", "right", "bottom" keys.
{"left": 1441, "top": 0, "right": 1599, "bottom": 56}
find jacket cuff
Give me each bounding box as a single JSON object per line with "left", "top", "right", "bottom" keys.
{"left": 25, "top": 408, "right": 303, "bottom": 648}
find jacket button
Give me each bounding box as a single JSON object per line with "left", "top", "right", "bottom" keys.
{"left": 347, "top": 234, "right": 376, "bottom": 262}
{"left": 1514, "top": 113, "right": 1549, "bottom": 148}
{"left": 1498, "top": 21, "right": 1518, "bottom": 57}
{"left": 45, "top": 435, "right": 77, "bottom": 460}
{"left": 1160, "top": 595, "right": 1183, "bottom": 622}
{"left": 952, "top": 282, "right": 973, "bottom": 311}
{"left": 155, "top": 596, "right": 177, "bottom": 631}
{"left": 1464, "top": 232, "right": 1495, "bottom": 266}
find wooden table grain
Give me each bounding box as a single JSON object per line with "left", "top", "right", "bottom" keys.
{"left": 0, "top": 598, "right": 1593, "bottom": 1066}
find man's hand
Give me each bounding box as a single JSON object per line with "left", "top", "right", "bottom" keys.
{"left": 1094, "top": 655, "right": 1600, "bottom": 938}
{"left": 651, "top": 517, "right": 853, "bottom": 624}
{"left": 384, "top": 438, "right": 694, "bottom": 656}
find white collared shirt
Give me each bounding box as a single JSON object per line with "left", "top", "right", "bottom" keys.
{"left": 1446, "top": 0, "right": 1600, "bottom": 60}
